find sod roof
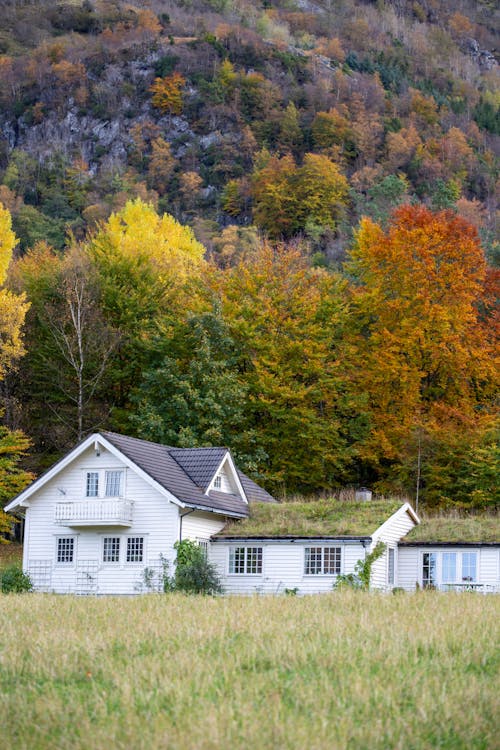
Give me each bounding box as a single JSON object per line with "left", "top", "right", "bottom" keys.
{"left": 215, "top": 497, "right": 404, "bottom": 539}
{"left": 402, "top": 514, "right": 500, "bottom": 544}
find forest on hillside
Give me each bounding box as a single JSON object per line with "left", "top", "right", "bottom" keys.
{"left": 0, "top": 0, "right": 498, "bottom": 516}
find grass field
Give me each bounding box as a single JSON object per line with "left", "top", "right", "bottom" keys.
{"left": 0, "top": 592, "right": 498, "bottom": 750}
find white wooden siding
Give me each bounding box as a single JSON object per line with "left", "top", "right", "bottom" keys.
{"left": 181, "top": 511, "right": 226, "bottom": 541}
{"left": 209, "top": 541, "right": 368, "bottom": 595}
{"left": 370, "top": 506, "right": 418, "bottom": 589}
{"left": 24, "top": 444, "right": 179, "bottom": 594}
{"left": 396, "top": 546, "right": 500, "bottom": 591}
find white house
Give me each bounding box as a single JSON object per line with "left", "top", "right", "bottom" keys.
{"left": 5, "top": 431, "right": 275, "bottom": 594}
{"left": 6, "top": 431, "right": 498, "bottom": 595}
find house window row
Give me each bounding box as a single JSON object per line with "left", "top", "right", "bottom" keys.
{"left": 422, "top": 551, "right": 477, "bottom": 588}
{"left": 56, "top": 536, "right": 144, "bottom": 565}
{"left": 228, "top": 546, "right": 343, "bottom": 576}
{"left": 85, "top": 470, "right": 124, "bottom": 498}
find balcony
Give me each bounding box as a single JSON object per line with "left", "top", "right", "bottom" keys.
{"left": 55, "top": 499, "right": 134, "bottom": 527}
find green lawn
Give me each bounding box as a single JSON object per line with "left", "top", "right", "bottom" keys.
{"left": 0, "top": 592, "right": 498, "bottom": 749}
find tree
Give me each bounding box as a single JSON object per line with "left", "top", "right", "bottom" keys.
{"left": 89, "top": 199, "right": 207, "bottom": 419}
{"left": 252, "top": 153, "right": 349, "bottom": 239}
{"left": 10, "top": 242, "right": 118, "bottom": 450}
{"left": 0, "top": 204, "right": 29, "bottom": 378}
{"left": 0, "top": 205, "right": 32, "bottom": 525}
{"left": 345, "top": 205, "right": 497, "bottom": 501}
{"left": 147, "top": 137, "right": 177, "bottom": 195}
{"left": 131, "top": 311, "right": 263, "bottom": 471}
{"left": 216, "top": 243, "right": 357, "bottom": 491}
{"left": 149, "top": 72, "right": 185, "bottom": 115}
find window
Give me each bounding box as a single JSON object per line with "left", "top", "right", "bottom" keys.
{"left": 229, "top": 546, "right": 263, "bottom": 574}
{"left": 86, "top": 472, "right": 99, "bottom": 497}
{"left": 305, "top": 546, "right": 342, "bottom": 575}
{"left": 126, "top": 537, "right": 144, "bottom": 563}
{"left": 103, "top": 537, "right": 120, "bottom": 563}
{"left": 57, "top": 537, "right": 74, "bottom": 564}
{"left": 442, "top": 553, "right": 456, "bottom": 583}
{"left": 422, "top": 552, "right": 437, "bottom": 588}
{"left": 388, "top": 548, "right": 395, "bottom": 586}
{"left": 213, "top": 475, "right": 222, "bottom": 489}
{"left": 105, "top": 470, "right": 124, "bottom": 497}
{"left": 462, "top": 552, "right": 477, "bottom": 582}
{"left": 197, "top": 539, "right": 209, "bottom": 558}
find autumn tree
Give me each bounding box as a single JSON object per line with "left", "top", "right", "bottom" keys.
{"left": 0, "top": 205, "right": 31, "bottom": 528}
{"left": 215, "top": 243, "right": 357, "bottom": 491}
{"left": 252, "top": 153, "right": 349, "bottom": 238}
{"left": 149, "top": 72, "right": 185, "bottom": 115}
{"left": 88, "top": 199, "right": 207, "bottom": 419}
{"left": 345, "top": 205, "right": 498, "bottom": 504}
{"left": 9, "top": 242, "right": 117, "bottom": 451}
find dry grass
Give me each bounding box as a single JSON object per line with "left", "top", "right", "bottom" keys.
{"left": 0, "top": 592, "right": 498, "bottom": 750}
{"left": 0, "top": 542, "right": 23, "bottom": 570}
{"left": 219, "top": 497, "right": 403, "bottom": 537}
{"left": 404, "top": 512, "right": 500, "bottom": 543}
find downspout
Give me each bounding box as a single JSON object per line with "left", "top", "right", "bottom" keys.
{"left": 179, "top": 509, "right": 196, "bottom": 542}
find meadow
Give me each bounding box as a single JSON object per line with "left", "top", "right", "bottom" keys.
{"left": 0, "top": 592, "right": 499, "bottom": 750}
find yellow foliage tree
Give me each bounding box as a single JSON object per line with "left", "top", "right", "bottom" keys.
{"left": 149, "top": 72, "right": 185, "bottom": 115}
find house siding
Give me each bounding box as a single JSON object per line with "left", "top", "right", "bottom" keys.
{"left": 209, "top": 540, "right": 368, "bottom": 595}
{"left": 25, "top": 444, "right": 179, "bottom": 594}
{"left": 182, "top": 511, "right": 226, "bottom": 541}
{"left": 370, "top": 506, "right": 418, "bottom": 590}
{"left": 396, "top": 546, "right": 500, "bottom": 591}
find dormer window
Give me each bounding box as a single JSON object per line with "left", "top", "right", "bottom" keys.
{"left": 213, "top": 475, "right": 222, "bottom": 490}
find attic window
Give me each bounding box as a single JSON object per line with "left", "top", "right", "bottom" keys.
{"left": 213, "top": 475, "right": 222, "bottom": 490}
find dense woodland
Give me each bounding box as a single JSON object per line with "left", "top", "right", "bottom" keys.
{"left": 0, "top": 0, "right": 498, "bottom": 519}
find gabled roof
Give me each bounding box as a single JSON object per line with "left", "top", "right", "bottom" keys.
{"left": 5, "top": 431, "right": 275, "bottom": 518}
{"left": 400, "top": 513, "right": 500, "bottom": 544}
{"left": 169, "top": 447, "right": 227, "bottom": 491}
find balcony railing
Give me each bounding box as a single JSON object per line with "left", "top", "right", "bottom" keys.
{"left": 55, "top": 499, "right": 134, "bottom": 527}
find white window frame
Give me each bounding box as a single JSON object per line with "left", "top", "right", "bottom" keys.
{"left": 388, "top": 547, "right": 395, "bottom": 586}
{"left": 85, "top": 471, "right": 99, "bottom": 497}
{"left": 125, "top": 536, "right": 145, "bottom": 564}
{"left": 213, "top": 475, "right": 222, "bottom": 490}
{"left": 82, "top": 468, "right": 126, "bottom": 498}
{"left": 461, "top": 551, "right": 478, "bottom": 583}
{"left": 228, "top": 546, "right": 263, "bottom": 575}
{"left": 304, "top": 546, "right": 342, "bottom": 576}
{"left": 55, "top": 535, "right": 76, "bottom": 566}
{"left": 104, "top": 470, "right": 124, "bottom": 498}
{"left": 420, "top": 550, "right": 479, "bottom": 587}
{"left": 102, "top": 536, "right": 121, "bottom": 565}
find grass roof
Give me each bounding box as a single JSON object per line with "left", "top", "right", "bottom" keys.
{"left": 403, "top": 513, "right": 500, "bottom": 543}
{"left": 217, "top": 498, "right": 404, "bottom": 538}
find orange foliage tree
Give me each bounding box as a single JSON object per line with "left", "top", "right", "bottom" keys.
{"left": 345, "top": 205, "right": 498, "bottom": 499}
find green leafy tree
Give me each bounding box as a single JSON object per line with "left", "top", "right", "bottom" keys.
{"left": 131, "top": 312, "right": 264, "bottom": 471}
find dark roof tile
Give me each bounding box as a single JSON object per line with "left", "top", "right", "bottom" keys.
{"left": 100, "top": 432, "right": 275, "bottom": 517}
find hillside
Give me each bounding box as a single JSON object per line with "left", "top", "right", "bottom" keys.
{"left": 0, "top": 0, "right": 498, "bottom": 261}
{"left": 0, "top": 0, "right": 498, "bottom": 510}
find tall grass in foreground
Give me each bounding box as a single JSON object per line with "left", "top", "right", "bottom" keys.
{"left": 0, "top": 592, "right": 498, "bottom": 750}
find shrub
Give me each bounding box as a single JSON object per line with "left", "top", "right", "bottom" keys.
{"left": 174, "top": 540, "right": 223, "bottom": 595}
{"left": 334, "top": 541, "right": 386, "bottom": 590}
{"left": 0, "top": 565, "right": 32, "bottom": 593}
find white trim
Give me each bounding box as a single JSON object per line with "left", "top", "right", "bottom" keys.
{"left": 207, "top": 452, "right": 248, "bottom": 503}
{"left": 5, "top": 433, "right": 186, "bottom": 512}
{"left": 371, "top": 502, "right": 420, "bottom": 543}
